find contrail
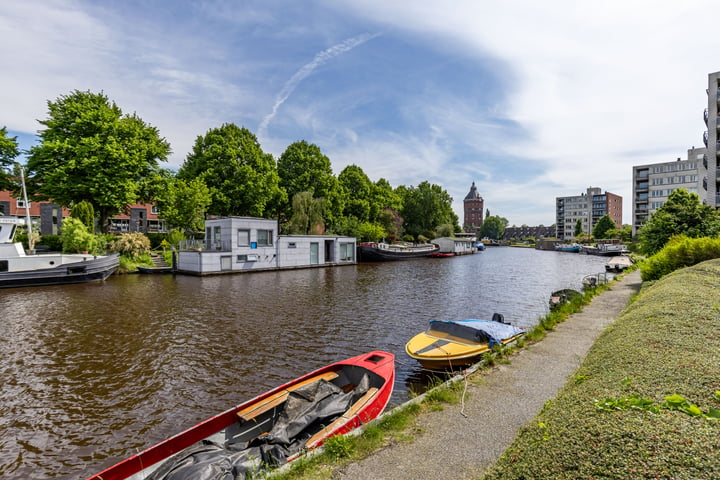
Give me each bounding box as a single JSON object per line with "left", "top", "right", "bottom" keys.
{"left": 258, "top": 32, "right": 380, "bottom": 138}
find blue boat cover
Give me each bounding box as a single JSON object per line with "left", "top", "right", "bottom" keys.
{"left": 429, "top": 319, "right": 524, "bottom": 348}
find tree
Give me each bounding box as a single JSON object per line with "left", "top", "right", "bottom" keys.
{"left": 153, "top": 176, "right": 211, "bottom": 235}
{"left": 25, "top": 90, "right": 170, "bottom": 232}
{"left": 277, "top": 141, "right": 345, "bottom": 229}
{"left": 0, "top": 126, "right": 19, "bottom": 191}
{"left": 592, "top": 215, "right": 616, "bottom": 239}
{"left": 338, "top": 164, "right": 373, "bottom": 222}
{"left": 574, "top": 219, "right": 583, "bottom": 237}
{"left": 606, "top": 224, "right": 633, "bottom": 243}
{"left": 288, "top": 191, "right": 326, "bottom": 234}
{"left": 71, "top": 200, "right": 95, "bottom": 232}
{"left": 639, "top": 189, "right": 720, "bottom": 255}
{"left": 400, "top": 181, "right": 459, "bottom": 239}
{"left": 178, "top": 124, "right": 285, "bottom": 217}
{"left": 479, "top": 215, "right": 506, "bottom": 240}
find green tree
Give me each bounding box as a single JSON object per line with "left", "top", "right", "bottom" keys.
{"left": 0, "top": 126, "right": 19, "bottom": 191}
{"left": 277, "top": 141, "right": 345, "bottom": 229}
{"left": 288, "top": 191, "right": 326, "bottom": 234}
{"left": 70, "top": 200, "right": 95, "bottom": 232}
{"left": 606, "top": 224, "right": 633, "bottom": 243}
{"left": 639, "top": 189, "right": 720, "bottom": 255}
{"left": 371, "top": 178, "right": 402, "bottom": 220}
{"left": 25, "top": 90, "right": 170, "bottom": 232}
{"left": 574, "top": 218, "right": 583, "bottom": 237}
{"left": 338, "top": 164, "right": 373, "bottom": 222}
{"left": 400, "top": 181, "right": 459, "bottom": 239}
{"left": 479, "top": 215, "right": 506, "bottom": 240}
{"left": 179, "top": 124, "right": 285, "bottom": 217}
{"left": 592, "top": 214, "right": 616, "bottom": 239}
{"left": 153, "top": 176, "right": 211, "bottom": 235}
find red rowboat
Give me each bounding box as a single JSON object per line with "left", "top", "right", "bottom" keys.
{"left": 85, "top": 351, "right": 395, "bottom": 480}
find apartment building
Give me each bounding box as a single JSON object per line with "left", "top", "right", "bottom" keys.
{"left": 555, "top": 187, "right": 622, "bottom": 240}
{"left": 632, "top": 147, "right": 705, "bottom": 236}
{"left": 703, "top": 71, "right": 720, "bottom": 207}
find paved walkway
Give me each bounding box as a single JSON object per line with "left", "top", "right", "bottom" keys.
{"left": 335, "top": 270, "right": 642, "bottom": 480}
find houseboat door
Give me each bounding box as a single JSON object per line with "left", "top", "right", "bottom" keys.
{"left": 220, "top": 255, "right": 232, "bottom": 271}
{"left": 324, "top": 240, "right": 334, "bottom": 264}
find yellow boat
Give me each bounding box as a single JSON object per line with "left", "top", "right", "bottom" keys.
{"left": 405, "top": 315, "right": 525, "bottom": 370}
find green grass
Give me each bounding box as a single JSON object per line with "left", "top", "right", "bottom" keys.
{"left": 481, "top": 259, "right": 720, "bottom": 480}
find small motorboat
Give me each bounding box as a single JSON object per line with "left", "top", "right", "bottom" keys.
{"left": 605, "top": 255, "right": 634, "bottom": 272}
{"left": 85, "top": 351, "right": 395, "bottom": 480}
{"left": 405, "top": 314, "right": 525, "bottom": 370}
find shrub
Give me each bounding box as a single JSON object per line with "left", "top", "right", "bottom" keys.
{"left": 640, "top": 235, "right": 720, "bottom": 281}
{"left": 37, "top": 234, "right": 63, "bottom": 252}
{"left": 61, "top": 217, "right": 100, "bottom": 253}
{"left": 166, "top": 229, "right": 186, "bottom": 247}
{"left": 109, "top": 232, "right": 151, "bottom": 258}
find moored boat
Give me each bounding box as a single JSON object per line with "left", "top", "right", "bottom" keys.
{"left": 405, "top": 315, "right": 525, "bottom": 370}
{"left": 554, "top": 243, "right": 581, "bottom": 253}
{"left": 0, "top": 216, "right": 119, "bottom": 288}
{"left": 605, "top": 255, "right": 634, "bottom": 272}
{"left": 357, "top": 241, "right": 439, "bottom": 261}
{"left": 549, "top": 288, "right": 582, "bottom": 310}
{"left": 85, "top": 350, "right": 395, "bottom": 480}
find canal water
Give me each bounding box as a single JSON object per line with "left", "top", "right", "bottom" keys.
{"left": 0, "top": 247, "right": 610, "bottom": 479}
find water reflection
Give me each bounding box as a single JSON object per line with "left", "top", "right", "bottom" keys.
{"left": 0, "top": 247, "right": 609, "bottom": 479}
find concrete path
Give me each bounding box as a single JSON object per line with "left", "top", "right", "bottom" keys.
{"left": 335, "top": 270, "right": 642, "bottom": 480}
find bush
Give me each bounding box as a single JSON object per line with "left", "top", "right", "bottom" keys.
{"left": 166, "top": 229, "right": 186, "bottom": 247}
{"left": 109, "top": 232, "right": 151, "bottom": 258}
{"left": 640, "top": 235, "right": 720, "bottom": 281}
{"left": 37, "top": 234, "right": 63, "bottom": 252}
{"left": 61, "top": 217, "right": 101, "bottom": 254}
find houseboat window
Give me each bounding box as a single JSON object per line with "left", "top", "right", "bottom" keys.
{"left": 310, "top": 242, "right": 319, "bottom": 264}
{"left": 339, "top": 242, "right": 355, "bottom": 261}
{"left": 287, "top": 242, "right": 296, "bottom": 249}
{"left": 237, "top": 254, "right": 247, "bottom": 262}
{"left": 257, "top": 229, "right": 273, "bottom": 246}
{"left": 237, "top": 229, "right": 250, "bottom": 246}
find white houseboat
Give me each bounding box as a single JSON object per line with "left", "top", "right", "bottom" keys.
{"left": 430, "top": 236, "right": 477, "bottom": 256}
{"left": 176, "top": 217, "right": 357, "bottom": 275}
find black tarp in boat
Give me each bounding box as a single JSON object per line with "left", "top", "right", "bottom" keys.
{"left": 147, "top": 374, "right": 371, "bottom": 480}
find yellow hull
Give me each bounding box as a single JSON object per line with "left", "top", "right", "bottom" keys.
{"left": 405, "top": 329, "right": 523, "bottom": 370}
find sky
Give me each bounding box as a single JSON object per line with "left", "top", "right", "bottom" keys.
{"left": 2, "top": 0, "right": 719, "bottom": 227}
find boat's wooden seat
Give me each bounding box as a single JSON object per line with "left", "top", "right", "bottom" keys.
{"left": 237, "top": 371, "right": 339, "bottom": 422}
{"left": 304, "top": 387, "right": 379, "bottom": 448}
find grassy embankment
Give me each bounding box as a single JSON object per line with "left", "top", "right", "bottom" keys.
{"left": 268, "top": 272, "right": 618, "bottom": 479}
{"left": 482, "top": 259, "right": 720, "bottom": 479}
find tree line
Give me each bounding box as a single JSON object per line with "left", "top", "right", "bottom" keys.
{"left": 1, "top": 90, "right": 461, "bottom": 242}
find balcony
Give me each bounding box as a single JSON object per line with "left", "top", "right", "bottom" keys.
{"left": 704, "top": 154, "right": 708, "bottom": 169}
{"left": 703, "top": 130, "right": 708, "bottom": 147}
{"left": 705, "top": 108, "right": 709, "bottom": 125}
{"left": 636, "top": 181, "right": 648, "bottom": 190}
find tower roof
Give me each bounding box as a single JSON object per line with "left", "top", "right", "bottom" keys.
{"left": 464, "top": 181, "right": 483, "bottom": 201}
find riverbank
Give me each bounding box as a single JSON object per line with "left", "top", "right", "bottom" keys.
{"left": 282, "top": 260, "right": 720, "bottom": 478}
{"left": 327, "top": 269, "right": 642, "bottom": 480}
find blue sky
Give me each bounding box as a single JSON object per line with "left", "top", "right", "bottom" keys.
{"left": 2, "top": 1, "right": 719, "bottom": 226}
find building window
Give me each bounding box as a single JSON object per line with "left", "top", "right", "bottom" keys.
{"left": 237, "top": 229, "right": 250, "bottom": 246}
{"left": 151, "top": 205, "right": 159, "bottom": 214}
{"left": 16, "top": 199, "right": 28, "bottom": 209}
{"left": 257, "top": 229, "right": 273, "bottom": 246}
{"left": 339, "top": 242, "right": 355, "bottom": 261}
